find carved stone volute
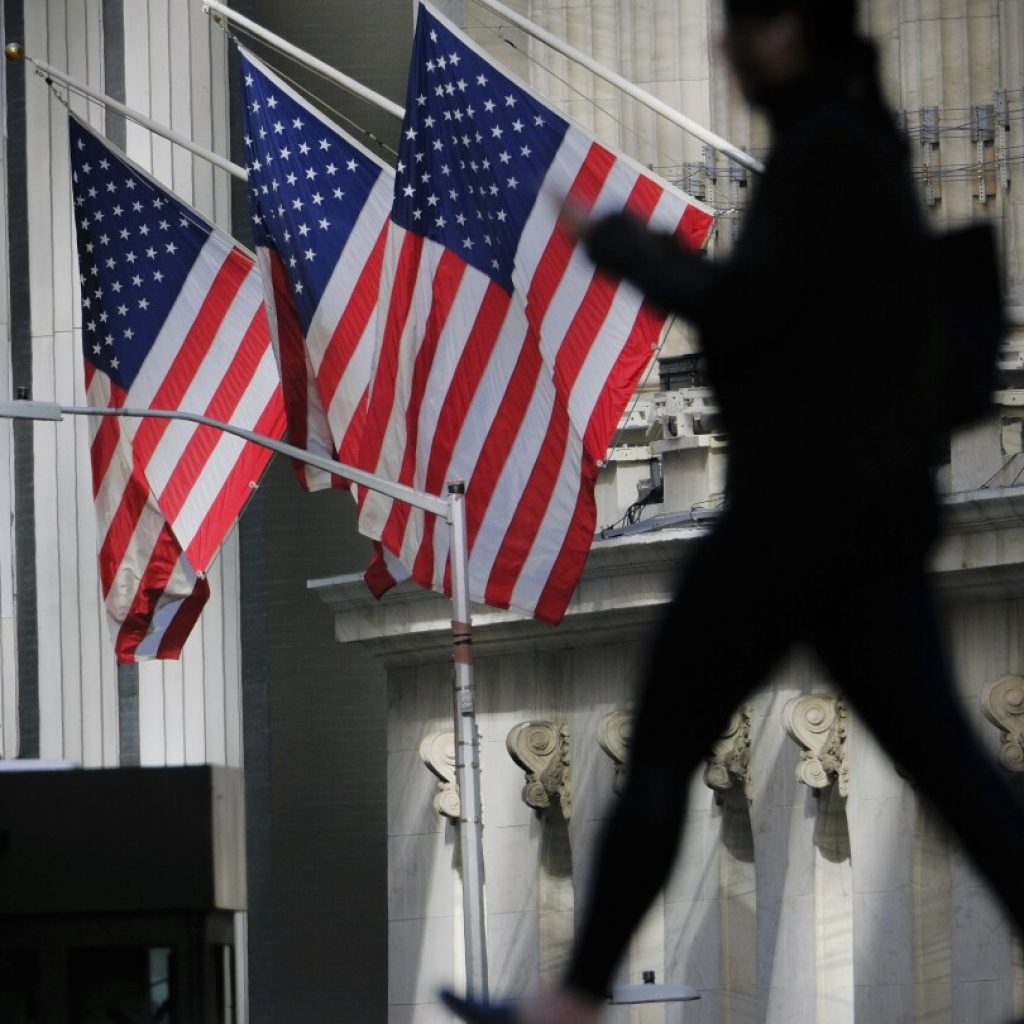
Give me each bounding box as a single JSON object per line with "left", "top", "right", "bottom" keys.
{"left": 420, "top": 730, "right": 460, "bottom": 819}
{"left": 597, "top": 710, "right": 633, "bottom": 794}
{"left": 507, "top": 721, "right": 571, "bottom": 816}
{"left": 982, "top": 675, "right": 1024, "bottom": 772}
{"left": 783, "top": 695, "right": 848, "bottom": 797}
{"left": 704, "top": 705, "right": 753, "bottom": 802}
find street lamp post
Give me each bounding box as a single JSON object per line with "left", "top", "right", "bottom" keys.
{"left": 0, "top": 397, "right": 489, "bottom": 999}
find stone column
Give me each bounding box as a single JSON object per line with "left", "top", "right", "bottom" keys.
{"left": 747, "top": 667, "right": 821, "bottom": 1023}
{"left": 478, "top": 650, "right": 559, "bottom": 998}
{"left": 782, "top": 692, "right": 854, "bottom": 1024}
{"left": 506, "top": 717, "right": 574, "bottom": 987}
{"left": 948, "top": 602, "right": 1020, "bottom": 1023}
{"left": 567, "top": 641, "right": 644, "bottom": 1024}
{"left": 388, "top": 661, "right": 460, "bottom": 1017}
{"left": 705, "top": 706, "right": 758, "bottom": 1024}
{"left": 913, "top": 802, "right": 954, "bottom": 1022}
{"left": 845, "top": 713, "right": 916, "bottom": 1022}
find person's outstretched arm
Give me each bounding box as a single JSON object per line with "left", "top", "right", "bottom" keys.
{"left": 581, "top": 212, "right": 721, "bottom": 325}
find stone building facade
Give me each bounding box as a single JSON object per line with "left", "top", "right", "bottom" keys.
{"left": 2, "top": 0, "right": 1023, "bottom": 1020}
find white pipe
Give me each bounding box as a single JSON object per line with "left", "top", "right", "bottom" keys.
{"left": 446, "top": 481, "right": 489, "bottom": 998}
{"left": 200, "top": 0, "right": 405, "bottom": 121}
{"left": 468, "top": 0, "right": 765, "bottom": 175}
{"left": 6, "top": 47, "right": 248, "bottom": 181}
{"left": 0, "top": 400, "right": 448, "bottom": 516}
{"left": 610, "top": 983, "right": 701, "bottom": 1004}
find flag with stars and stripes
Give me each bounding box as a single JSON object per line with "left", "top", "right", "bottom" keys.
{"left": 358, "top": 1, "right": 714, "bottom": 624}
{"left": 69, "top": 113, "right": 285, "bottom": 662}
{"left": 238, "top": 46, "right": 394, "bottom": 490}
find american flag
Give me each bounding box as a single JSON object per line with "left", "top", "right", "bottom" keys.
{"left": 358, "top": 2, "right": 714, "bottom": 623}
{"left": 69, "top": 114, "right": 285, "bottom": 662}
{"left": 238, "top": 46, "right": 394, "bottom": 488}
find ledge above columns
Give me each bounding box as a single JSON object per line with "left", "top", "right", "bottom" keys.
{"left": 308, "top": 526, "right": 705, "bottom": 664}
{"left": 310, "top": 485, "right": 1024, "bottom": 664}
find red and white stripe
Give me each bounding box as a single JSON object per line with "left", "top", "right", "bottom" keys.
{"left": 254, "top": 178, "right": 392, "bottom": 492}
{"left": 245, "top": 51, "right": 395, "bottom": 491}
{"left": 255, "top": 244, "right": 338, "bottom": 490}
{"left": 358, "top": 129, "right": 713, "bottom": 623}
{"left": 87, "top": 234, "right": 284, "bottom": 662}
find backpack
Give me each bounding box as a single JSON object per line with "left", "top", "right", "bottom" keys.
{"left": 933, "top": 223, "right": 1007, "bottom": 429}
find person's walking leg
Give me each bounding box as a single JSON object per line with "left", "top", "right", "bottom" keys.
{"left": 444, "top": 509, "right": 807, "bottom": 1024}
{"left": 563, "top": 513, "right": 802, "bottom": 1002}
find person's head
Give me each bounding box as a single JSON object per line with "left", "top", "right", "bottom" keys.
{"left": 723, "top": 0, "right": 859, "bottom": 106}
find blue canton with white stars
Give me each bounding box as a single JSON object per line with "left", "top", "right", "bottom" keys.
{"left": 70, "top": 116, "right": 213, "bottom": 392}
{"left": 239, "top": 49, "right": 386, "bottom": 334}
{"left": 394, "top": 4, "right": 570, "bottom": 294}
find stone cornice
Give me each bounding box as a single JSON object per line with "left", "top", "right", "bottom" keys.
{"left": 310, "top": 486, "right": 1024, "bottom": 659}
{"left": 932, "top": 485, "right": 1024, "bottom": 600}
{"left": 309, "top": 526, "right": 704, "bottom": 663}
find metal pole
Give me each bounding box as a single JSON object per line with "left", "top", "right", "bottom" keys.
{"left": 468, "top": 0, "right": 764, "bottom": 175}
{"left": 3, "top": 44, "right": 248, "bottom": 181}
{"left": 43, "top": 402, "right": 448, "bottom": 516}
{"left": 200, "top": 0, "right": 406, "bottom": 121}
{"left": 0, "top": 398, "right": 487, "bottom": 992}
{"left": 446, "top": 480, "right": 488, "bottom": 998}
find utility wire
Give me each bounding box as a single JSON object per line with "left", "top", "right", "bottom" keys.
{"left": 980, "top": 451, "right": 1024, "bottom": 490}
{"left": 210, "top": 19, "right": 399, "bottom": 159}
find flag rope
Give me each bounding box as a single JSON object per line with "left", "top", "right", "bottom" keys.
{"left": 8, "top": 47, "right": 247, "bottom": 180}
{"left": 208, "top": 18, "right": 400, "bottom": 160}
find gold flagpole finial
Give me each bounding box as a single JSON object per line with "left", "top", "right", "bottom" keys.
{"left": 5, "top": 42, "right": 25, "bottom": 61}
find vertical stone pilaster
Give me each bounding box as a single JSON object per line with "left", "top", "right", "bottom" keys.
{"left": 777, "top": 689, "right": 853, "bottom": 1022}
{"left": 814, "top": 785, "right": 854, "bottom": 1024}
{"left": 846, "top": 717, "right": 915, "bottom": 1022}
{"left": 913, "top": 807, "right": 953, "bottom": 1022}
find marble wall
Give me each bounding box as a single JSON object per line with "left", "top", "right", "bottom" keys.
{"left": 316, "top": 518, "right": 1024, "bottom": 1023}
{"left": 7, "top": 0, "right": 244, "bottom": 769}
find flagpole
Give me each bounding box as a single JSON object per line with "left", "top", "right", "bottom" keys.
{"left": 0, "top": 400, "right": 448, "bottom": 516}
{"left": 468, "top": 0, "right": 765, "bottom": 175}
{"left": 3, "top": 43, "right": 248, "bottom": 181}
{"left": 199, "top": 0, "right": 406, "bottom": 121}
{"left": 446, "top": 481, "right": 488, "bottom": 1000}
{"left": 200, "top": 0, "right": 762, "bottom": 181}
{"left": 0, "top": 398, "right": 489, "bottom": 995}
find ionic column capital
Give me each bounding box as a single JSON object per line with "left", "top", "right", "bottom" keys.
{"left": 597, "top": 710, "right": 633, "bottom": 794}
{"left": 982, "top": 675, "right": 1024, "bottom": 772}
{"left": 507, "top": 721, "right": 571, "bottom": 816}
{"left": 783, "top": 694, "right": 849, "bottom": 796}
{"left": 420, "top": 730, "right": 460, "bottom": 819}
{"left": 704, "top": 705, "right": 753, "bottom": 802}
